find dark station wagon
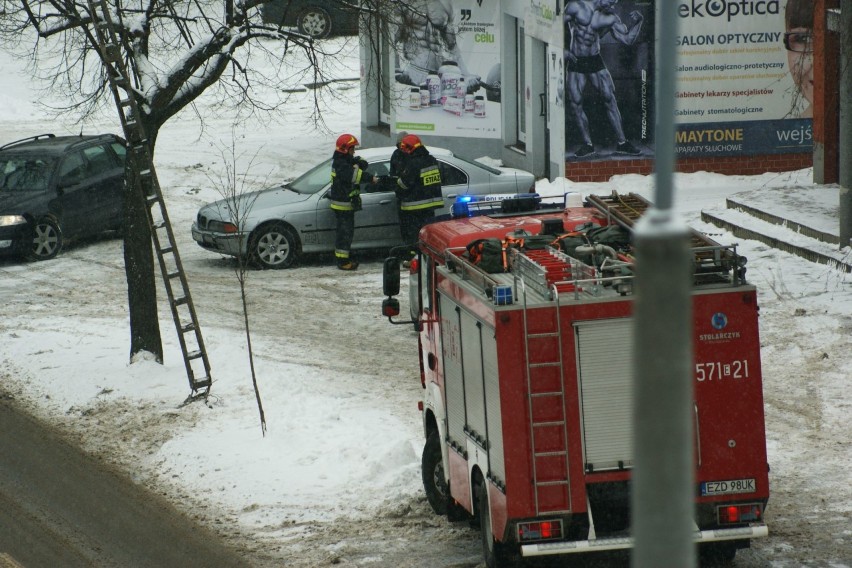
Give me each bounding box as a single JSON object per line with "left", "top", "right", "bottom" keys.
{"left": 0, "top": 134, "right": 127, "bottom": 261}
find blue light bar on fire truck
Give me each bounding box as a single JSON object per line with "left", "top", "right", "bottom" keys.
{"left": 452, "top": 193, "right": 544, "bottom": 218}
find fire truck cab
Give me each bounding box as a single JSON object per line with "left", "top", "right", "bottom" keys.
{"left": 381, "top": 192, "right": 769, "bottom": 566}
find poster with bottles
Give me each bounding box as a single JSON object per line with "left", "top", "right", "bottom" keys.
{"left": 391, "top": 0, "right": 502, "bottom": 139}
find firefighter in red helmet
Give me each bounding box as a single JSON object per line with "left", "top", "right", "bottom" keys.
{"left": 395, "top": 134, "right": 443, "bottom": 251}
{"left": 329, "top": 134, "right": 372, "bottom": 270}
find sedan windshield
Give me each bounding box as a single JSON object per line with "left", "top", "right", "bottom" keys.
{"left": 288, "top": 158, "right": 333, "bottom": 195}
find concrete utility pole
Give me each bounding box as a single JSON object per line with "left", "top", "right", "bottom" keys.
{"left": 631, "top": 5, "right": 696, "bottom": 568}
{"left": 831, "top": 4, "right": 852, "bottom": 248}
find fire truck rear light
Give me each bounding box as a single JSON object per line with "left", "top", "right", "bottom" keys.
{"left": 718, "top": 503, "right": 763, "bottom": 525}
{"left": 518, "top": 520, "right": 563, "bottom": 542}
{"left": 409, "top": 258, "right": 419, "bottom": 273}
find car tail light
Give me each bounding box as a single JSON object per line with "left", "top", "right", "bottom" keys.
{"left": 517, "top": 520, "right": 563, "bottom": 542}
{"left": 718, "top": 503, "right": 763, "bottom": 525}
{"left": 409, "top": 258, "right": 419, "bottom": 273}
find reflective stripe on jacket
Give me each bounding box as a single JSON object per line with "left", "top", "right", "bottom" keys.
{"left": 397, "top": 148, "right": 443, "bottom": 212}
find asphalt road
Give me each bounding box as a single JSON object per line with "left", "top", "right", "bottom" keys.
{"left": 0, "top": 397, "right": 248, "bottom": 568}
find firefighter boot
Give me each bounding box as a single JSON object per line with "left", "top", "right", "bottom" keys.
{"left": 338, "top": 259, "right": 359, "bottom": 271}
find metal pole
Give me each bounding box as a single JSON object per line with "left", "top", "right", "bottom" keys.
{"left": 839, "top": 2, "right": 852, "bottom": 248}
{"left": 631, "top": 4, "right": 695, "bottom": 567}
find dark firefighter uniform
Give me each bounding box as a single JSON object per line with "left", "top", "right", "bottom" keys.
{"left": 395, "top": 136, "right": 444, "bottom": 247}
{"left": 329, "top": 135, "right": 368, "bottom": 270}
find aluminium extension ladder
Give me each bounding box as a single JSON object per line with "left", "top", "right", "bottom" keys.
{"left": 87, "top": 0, "right": 212, "bottom": 394}
{"left": 517, "top": 251, "right": 572, "bottom": 515}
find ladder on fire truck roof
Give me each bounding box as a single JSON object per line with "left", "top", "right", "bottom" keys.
{"left": 586, "top": 192, "right": 745, "bottom": 283}
{"left": 87, "top": 0, "right": 212, "bottom": 395}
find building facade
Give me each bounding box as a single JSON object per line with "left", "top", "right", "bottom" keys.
{"left": 359, "top": 0, "right": 813, "bottom": 182}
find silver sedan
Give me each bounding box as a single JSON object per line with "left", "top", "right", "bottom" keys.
{"left": 191, "top": 146, "right": 535, "bottom": 268}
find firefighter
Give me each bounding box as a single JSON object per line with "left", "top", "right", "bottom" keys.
{"left": 395, "top": 134, "right": 444, "bottom": 250}
{"left": 329, "top": 134, "right": 370, "bottom": 270}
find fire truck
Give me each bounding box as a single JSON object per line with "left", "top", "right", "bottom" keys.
{"left": 380, "top": 192, "right": 769, "bottom": 566}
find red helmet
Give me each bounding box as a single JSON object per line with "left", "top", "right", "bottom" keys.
{"left": 336, "top": 134, "right": 359, "bottom": 153}
{"left": 399, "top": 134, "right": 422, "bottom": 155}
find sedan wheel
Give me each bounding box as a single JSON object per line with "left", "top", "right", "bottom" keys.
{"left": 297, "top": 7, "right": 332, "bottom": 38}
{"left": 249, "top": 222, "right": 299, "bottom": 269}
{"left": 28, "top": 218, "right": 63, "bottom": 261}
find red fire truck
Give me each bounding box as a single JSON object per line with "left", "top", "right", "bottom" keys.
{"left": 381, "top": 192, "right": 769, "bottom": 566}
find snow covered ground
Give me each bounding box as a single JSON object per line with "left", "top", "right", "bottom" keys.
{"left": 1, "top": 37, "right": 851, "bottom": 567}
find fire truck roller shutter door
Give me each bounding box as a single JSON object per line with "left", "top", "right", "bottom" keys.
{"left": 461, "top": 309, "right": 487, "bottom": 445}
{"left": 482, "top": 323, "right": 505, "bottom": 484}
{"left": 441, "top": 295, "right": 467, "bottom": 448}
{"left": 575, "top": 319, "right": 635, "bottom": 471}
{"left": 439, "top": 293, "right": 506, "bottom": 484}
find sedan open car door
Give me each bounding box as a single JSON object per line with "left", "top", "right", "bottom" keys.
{"left": 356, "top": 160, "right": 402, "bottom": 246}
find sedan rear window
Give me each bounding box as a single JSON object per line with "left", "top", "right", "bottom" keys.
{"left": 452, "top": 154, "right": 502, "bottom": 175}
{"left": 438, "top": 161, "right": 468, "bottom": 186}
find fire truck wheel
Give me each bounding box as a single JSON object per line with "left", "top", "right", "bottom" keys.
{"left": 478, "top": 477, "right": 512, "bottom": 568}
{"left": 421, "top": 430, "right": 449, "bottom": 515}
{"left": 248, "top": 222, "right": 300, "bottom": 269}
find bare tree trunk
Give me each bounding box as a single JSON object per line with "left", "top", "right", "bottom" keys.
{"left": 240, "top": 278, "right": 267, "bottom": 436}
{"left": 207, "top": 136, "right": 266, "bottom": 434}
{"left": 124, "top": 130, "right": 163, "bottom": 363}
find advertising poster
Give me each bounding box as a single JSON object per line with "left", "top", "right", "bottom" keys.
{"left": 674, "top": 0, "right": 813, "bottom": 156}
{"left": 391, "top": 0, "right": 502, "bottom": 139}
{"left": 563, "top": 0, "right": 655, "bottom": 161}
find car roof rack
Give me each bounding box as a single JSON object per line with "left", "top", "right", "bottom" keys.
{"left": 66, "top": 133, "right": 119, "bottom": 151}
{"left": 0, "top": 134, "right": 56, "bottom": 151}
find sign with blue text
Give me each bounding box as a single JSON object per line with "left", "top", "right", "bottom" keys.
{"left": 673, "top": 0, "right": 813, "bottom": 156}
{"left": 563, "top": 0, "right": 812, "bottom": 161}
